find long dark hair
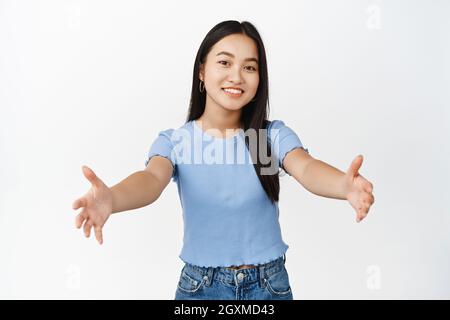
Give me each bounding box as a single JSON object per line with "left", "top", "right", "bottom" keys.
{"left": 186, "top": 20, "right": 280, "bottom": 203}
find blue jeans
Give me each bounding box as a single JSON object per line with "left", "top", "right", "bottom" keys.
{"left": 175, "top": 254, "right": 293, "bottom": 300}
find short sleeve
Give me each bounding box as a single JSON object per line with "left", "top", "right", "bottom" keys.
{"left": 144, "top": 129, "right": 178, "bottom": 182}
{"left": 268, "top": 120, "right": 309, "bottom": 176}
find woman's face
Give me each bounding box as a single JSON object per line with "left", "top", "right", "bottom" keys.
{"left": 199, "top": 33, "right": 260, "bottom": 111}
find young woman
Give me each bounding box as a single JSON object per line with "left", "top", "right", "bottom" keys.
{"left": 72, "top": 20, "right": 375, "bottom": 300}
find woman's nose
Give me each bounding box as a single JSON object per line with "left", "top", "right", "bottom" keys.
{"left": 227, "top": 67, "right": 243, "bottom": 83}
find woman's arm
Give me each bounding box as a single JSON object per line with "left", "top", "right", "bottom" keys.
{"left": 283, "top": 148, "right": 346, "bottom": 199}
{"left": 283, "top": 148, "right": 375, "bottom": 222}
{"left": 110, "top": 156, "right": 173, "bottom": 214}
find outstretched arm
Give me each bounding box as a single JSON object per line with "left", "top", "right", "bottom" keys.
{"left": 72, "top": 156, "right": 173, "bottom": 244}
{"left": 283, "top": 148, "right": 375, "bottom": 222}
{"left": 111, "top": 155, "right": 173, "bottom": 213}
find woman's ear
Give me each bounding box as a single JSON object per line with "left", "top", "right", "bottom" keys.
{"left": 199, "top": 63, "right": 204, "bottom": 81}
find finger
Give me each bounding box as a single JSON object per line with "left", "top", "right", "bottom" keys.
{"left": 361, "top": 204, "right": 370, "bottom": 219}
{"left": 94, "top": 226, "right": 103, "bottom": 245}
{"left": 363, "top": 194, "right": 374, "bottom": 206}
{"left": 83, "top": 219, "right": 93, "bottom": 238}
{"left": 363, "top": 202, "right": 371, "bottom": 214}
{"left": 356, "top": 207, "right": 362, "bottom": 222}
{"left": 363, "top": 194, "right": 373, "bottom": 206}
{"left": 359, "top": 199, "right": 370, "bottom": 211}
{"left": 72, "top": 197, "right": 87, "bottom": 210}
{"left": 347, "top": 155, "right": 363, "bottom": 178}
{"left": 356, "top": 207, "right": 367, "bottom": 222}
{"left": 75, "top": 209, "right": 88, "bottom": 229}
{"left": 364, "top": 181, "right": 373, "bottom": 193}
{"left": 82, "top": 165, "right": 103, "bottom": 189}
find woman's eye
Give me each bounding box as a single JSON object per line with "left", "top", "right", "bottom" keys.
{"left": 218, "top": 61, "right": 256, "bottom": 71}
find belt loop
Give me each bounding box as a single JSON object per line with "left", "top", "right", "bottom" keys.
{"left": 205, "top": 267, "right": 214, "bottom": 287}
{"left": 259, "top": 265, "right": 266, "bottom": 288}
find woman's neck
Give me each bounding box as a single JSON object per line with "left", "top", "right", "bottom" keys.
{"left": 197, "top": 98, "right": 243, "bottom": 136}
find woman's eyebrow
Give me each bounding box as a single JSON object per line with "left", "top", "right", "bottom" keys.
{"left": 216, "top": 51, "right": 258, "bottom": 63}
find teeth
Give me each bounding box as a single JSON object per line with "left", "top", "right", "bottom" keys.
{"left": 223, "top": 88, "right": 243, "bottom": 94}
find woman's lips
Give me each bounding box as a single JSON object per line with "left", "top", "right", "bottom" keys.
{"left": 222, "top": 88, "right": 244, "bottom": 98}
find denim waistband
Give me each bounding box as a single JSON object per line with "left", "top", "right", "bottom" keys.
{"left": 182, "top": 254, "right": 286, "bottom": 288}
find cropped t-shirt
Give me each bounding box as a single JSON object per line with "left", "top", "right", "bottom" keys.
{"left": 144, "top": 119, "right": 309, "bottom": 268}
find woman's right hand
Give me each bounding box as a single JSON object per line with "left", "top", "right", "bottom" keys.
{"left": 72, "top": 165, "right": 113, "bottom": 245}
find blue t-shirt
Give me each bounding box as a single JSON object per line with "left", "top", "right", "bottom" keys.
{"left": 144, "top": 119, "right": 309, "bottom": 268}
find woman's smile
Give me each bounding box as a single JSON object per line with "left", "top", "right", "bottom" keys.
{"left": 222, "top": 87, "right": 244, "bottom": 98}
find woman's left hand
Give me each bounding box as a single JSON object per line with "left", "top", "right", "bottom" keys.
{"left": 343, "top": 155, "right": 375, "bottom": 223}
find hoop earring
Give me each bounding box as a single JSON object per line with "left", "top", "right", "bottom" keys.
{"left": 199, "top": 80, "right": 205, "bottom": 93}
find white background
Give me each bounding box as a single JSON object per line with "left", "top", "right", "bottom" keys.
{"left": 1, "top": 0, "right": 449, "bottom": 299}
